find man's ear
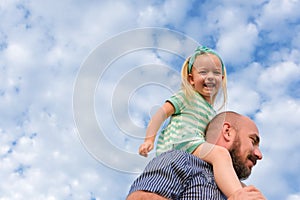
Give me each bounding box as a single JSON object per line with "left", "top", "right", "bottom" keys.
{"left": 222, "top": 122, "right": 232, "bottom": 142}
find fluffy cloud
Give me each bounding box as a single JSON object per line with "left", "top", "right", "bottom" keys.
{"left": 0, "top": 0, "right": 300, "bottom": 199}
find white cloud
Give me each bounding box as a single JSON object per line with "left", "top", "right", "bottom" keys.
{"left": 257, "top": 60, "right": 300, "bottom": 98}
{"left": 0, "top": 0, "right": 300, "bottom": 199}
{"left": 217, "top": 23, "right": 258, "bottom": 66}
{"left": 227, "top": 62, "right": 262, "bottom": 114}
{"left": 287, "top": 194, "right": 300, "bottom": 200}
{"left": 257, "top": 0, "right": 300, "bottom": 30}
{"left": 137, "top": 1, "right": 191, "bottom": 27}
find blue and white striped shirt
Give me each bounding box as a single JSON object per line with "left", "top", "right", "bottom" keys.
{"left": 128, "top": 150, "right": 226, "bottom": 200}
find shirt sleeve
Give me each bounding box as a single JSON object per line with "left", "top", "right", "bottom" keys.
{"left": 167, "top": 90, "right": 186, "bottom": 115}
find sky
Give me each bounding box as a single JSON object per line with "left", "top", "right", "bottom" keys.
{"left": 0, "top": 0, "right": 300, "bottom": 199}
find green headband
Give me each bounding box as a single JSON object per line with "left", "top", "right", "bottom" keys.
{"left": 188, "top": 46, "right": 225, "bottom": 74}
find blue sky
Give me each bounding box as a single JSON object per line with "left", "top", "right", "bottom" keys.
{"left": 0, "top": 0, "right": 300, "bottom": 199}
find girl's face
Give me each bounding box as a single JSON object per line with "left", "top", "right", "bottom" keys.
{"left": 188, "top": 53, "right": 224, "bottom": 104}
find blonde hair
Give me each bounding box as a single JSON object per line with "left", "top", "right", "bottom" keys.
{"left": 180, "top": 52, "right": 228, "bottom": 111}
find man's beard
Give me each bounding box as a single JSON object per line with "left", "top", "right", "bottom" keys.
{"left": 229, "top": 137, "right": 251, "bottom": 180}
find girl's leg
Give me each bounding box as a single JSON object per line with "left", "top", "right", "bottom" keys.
{"left": 192, "top": 142, "right": 242, "bottom": 198}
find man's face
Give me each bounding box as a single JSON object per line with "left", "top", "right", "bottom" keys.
{"left": 229, "top": 119, "right": 263, "bottom": 180}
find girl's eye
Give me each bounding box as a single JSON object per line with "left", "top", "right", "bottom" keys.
{"left": 213, "top": 71, "right": 222, "bottom": 75}
{"left": 199, "top": 71, "right": 208, "bottom": 75}
{"left": 197, "top": 69, "right": 222, "bottom": 76}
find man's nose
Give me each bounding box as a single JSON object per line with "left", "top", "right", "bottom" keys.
{"left": 254, "top": 147, "right": 263, "bottom": 160}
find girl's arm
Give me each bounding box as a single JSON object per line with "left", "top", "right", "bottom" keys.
{"left": 139, "top": 101, "right": 175, "bottom": 157}
{"left": 193, "top": 143, "right": 242, "bottom": 198}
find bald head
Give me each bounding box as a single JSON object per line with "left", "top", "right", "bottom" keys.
{"left": 205, "top": 111, "right": 258, "bottom": 147}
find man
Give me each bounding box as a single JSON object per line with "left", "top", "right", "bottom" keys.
{"left": 127, "top": 111, "right": 266, "bottom": 200}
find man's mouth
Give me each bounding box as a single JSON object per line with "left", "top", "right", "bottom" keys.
{"left": 248, "top": 155, "right": 257, "bottom": 167}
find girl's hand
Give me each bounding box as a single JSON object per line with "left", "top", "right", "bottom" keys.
{"left": 228, "top": 185, "right": 266, "bottom": 200}
{"left": 139, "top": 141, "right": 154, "bottom": 157}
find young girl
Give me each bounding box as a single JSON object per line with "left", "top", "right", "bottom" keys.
{"left": 139, "top": 46, "right": 242, "bottom": 198}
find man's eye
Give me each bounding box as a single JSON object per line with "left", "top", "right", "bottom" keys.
{"left": 251, "top": 138, "right": 257, "bottom": 145}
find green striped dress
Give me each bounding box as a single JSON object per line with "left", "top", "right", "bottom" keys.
{"left": 156, "top": 90, "right": 216, "bottom": 156}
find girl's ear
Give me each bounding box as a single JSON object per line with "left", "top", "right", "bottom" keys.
{"left": 188, "top": 73, "right": 194, "bottom": 85}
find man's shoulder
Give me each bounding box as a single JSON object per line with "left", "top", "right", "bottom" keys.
{"left": 129, "top": 150, "right": 225, "bottom": 200}
{"left": 157, "top": 150, "right": 212, "bottom": 170}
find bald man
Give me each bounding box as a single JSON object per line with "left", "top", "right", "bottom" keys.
{"left": 127, "top": 111, "right": 265, "bottom": 200}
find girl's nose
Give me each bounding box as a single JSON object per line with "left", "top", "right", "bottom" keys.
{"left": 206, "top": 71, "right": 214, "bottom": 79}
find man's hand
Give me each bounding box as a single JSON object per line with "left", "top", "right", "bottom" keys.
{"left": 228, "top": 185, "right": 266, "bottom": 200}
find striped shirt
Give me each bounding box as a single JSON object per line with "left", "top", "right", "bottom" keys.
{"left": 156, "top": 90, "right": 216, "bottom": 155}
{"left": 128, "top": 150, "right": 226, "bottom": 200}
